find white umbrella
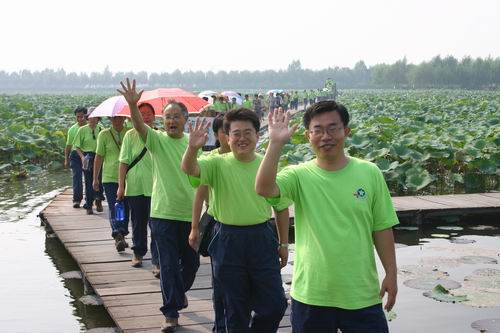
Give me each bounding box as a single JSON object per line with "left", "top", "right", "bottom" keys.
{"left": 198, "top": 90, "right": 218, "bottom": 104}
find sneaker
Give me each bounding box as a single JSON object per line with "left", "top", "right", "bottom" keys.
{"left": 131, "top": 255, "right": 143, "bottom": 267}
{"left": 161, "top": 317, "right": 178, "bottom": 332}
{"left": 152, "top": 265, "right": 160, "bottom": 279}
{"left": 115, "top": 235, "right": 126, "bottom": 252}
{"left": 73, "top": 201, "right": 80, "bottom": 208}
{"left": 86, "top": 208, "right": 94, "bottom": 215}
{"left": 95, "top": 200, "right": 103, "bottom": 212}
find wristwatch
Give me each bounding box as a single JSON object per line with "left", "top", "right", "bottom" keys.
{"left": 279, "top": 243, "right": 289, "bottom": 248}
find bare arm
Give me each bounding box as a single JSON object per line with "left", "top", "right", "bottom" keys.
{"left": 188, "top": 185, "right": 209, "bottom": 250}
{"left": 373, "top": 228, "right": 398, "bottom": 311}
{"left": 64, "top": 145, "right": 72, "bottom": 169}
{"left": 117, "top": 162, "right": 128, "bottom": 201}
{"left": 117, "top": 79, "right": 147, "bottom": 142}
{"left": 92, "top": 155, "right": 104, "bottom": 191}
{"left": 255, "top": 108, "right": 298, "bottom": 197}
{"left": 75, "top": 147, "right": 84, "bottom": 161}
{"left": 274, "top": 207, "right": 290, "bottom": 269}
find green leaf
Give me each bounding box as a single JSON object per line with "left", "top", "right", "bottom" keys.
{"left": 405, "top": 170, "right": 433, "bottom": 190}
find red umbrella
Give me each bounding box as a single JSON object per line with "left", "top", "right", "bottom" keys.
{"left": 118, "top": 88, "right": 209, "bottom": 117}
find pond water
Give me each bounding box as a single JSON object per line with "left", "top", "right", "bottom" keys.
{"left": 0, "top": 171, "right": 115, "bottom": 332}
{"left": 0, "top": 172, "right": 499, "bottom": 332}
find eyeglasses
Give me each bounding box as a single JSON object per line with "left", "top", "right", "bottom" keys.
{"left": 309, "top": 125, "right": 344, "bottom": 137}
{"left": 164, "top": 115, "right": 183, "bottom": 121}
{"left": 229, "top": 130, "right": 255, "bottom": 139}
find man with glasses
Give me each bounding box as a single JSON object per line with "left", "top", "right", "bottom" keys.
{"left": 256, "top": 101, "right": 399, "bottom": 333}
{"left": 182, "top": 108, "right": 291, "bottom": 333}
{"left": 118, "top": 79, "right": 200, "bottom": 333}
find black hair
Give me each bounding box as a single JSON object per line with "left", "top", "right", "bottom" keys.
{"left": 74, "top": 106, "right": 87, "bottom": 115}
{"left": 223, "top": 108, "right": 260, "bottom": 135}
{"left": 303, "top": 101, "right": 349, "bottom": 129}
{"left": 212, "top": 114, "right": 224, "bottom": 133}
{"left": 138, "top": 103, "right": 155, "bottom": 115}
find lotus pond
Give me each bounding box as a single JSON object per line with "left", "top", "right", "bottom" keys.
{"left": 259, "top": 90, "right": 500, "bottom": 195}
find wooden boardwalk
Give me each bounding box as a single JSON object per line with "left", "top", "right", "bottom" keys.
{"left": 39, "top": 190, "right": 500, "bottom": 332}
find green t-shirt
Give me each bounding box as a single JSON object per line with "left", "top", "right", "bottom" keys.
{"left": 66, "top": 123, "right": 80, "bottom": 150}
{"left": 229, "top": 102, "right": 239, "bottom": 110}
{"left": 204, "top": 148, "right": 225, "bottom": 216}
{"left": 270, "top": 157, "right": 399, "bottom": 309}
{"left": 119, "top": 128, "right": 153, "bottom": 197}
{"left": 145, "top": 127, "right": 194, "bottom": 222}
{"left": 242, "top": 100, "right": 253, "bottom": 109}
{"left": 96, "top": 127, "right": 130, "bottom": 183}
{"left": 73, "top": 124, "right": 102, "bottom": 153}
{"left": 194, "top": 153, "right": 290, "bottom": 225}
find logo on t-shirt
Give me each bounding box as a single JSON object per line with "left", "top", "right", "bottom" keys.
{"left": 353, "top": 188, "right": 367, "bottom": 199}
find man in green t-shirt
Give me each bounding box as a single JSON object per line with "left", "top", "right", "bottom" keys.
{"left": 188, "top": 114, "right": 229, "bottom": 333}
{"left": 117, "top": 103, "right": 159, "bottom": 271}
{"left": 182, "top": 108, "right": 290, "bottom": 333}
{"left": 93, "top": 116, "right": 131, "bottom": 252}
{"left": 118, "top": 79, "right": 200, "bottom": 333}
{"left": 255, "top": 102, "right": 399, "bottom": 333}
{"left": 242, "top": 94, "right": 253, "bottom": 109}
{"left": 64, "top": 106, "right": 87, "bottom": 208}
{"left": 74, "top": 115, "right": 105, "bottom": 215}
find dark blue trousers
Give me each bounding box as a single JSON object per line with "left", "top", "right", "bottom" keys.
{"left": 103, "top": 182, "right": 130, "bottom": 238}
{"left": 209, "top": 222, "right": 287, "bottom": 333}
{"left": 291, "top": 298, "right": 388, "bottom": 333}
{"left": 69, "top": 150, "right": 83, "bottom": 203}
{"left": 208, "top": 220, "right": 225, "bottom": 333}
{"left": 127, "top": 195, "right": 158, "bottom": 264}
{"left": 82, "top": 152, "right": 104, "bottom": 209}
{"left": 150, "top": 218, "right": 200, "bottom": 319}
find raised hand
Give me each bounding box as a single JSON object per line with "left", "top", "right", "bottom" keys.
{"left": 117, "top": 78, "right": 143, "bottom": 106}
{"left": 268, "top": 107, "right": 298, "bottom": 146}
{"left": 188, "top": 117, "right": 211, "bottom": 150}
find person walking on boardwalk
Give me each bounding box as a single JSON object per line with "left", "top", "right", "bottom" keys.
{"left": 118, "top": 79, "right": 200, "bottom": 333}
{"left": 255, "top": 102, "right": 399, "bottom": 333}
{"left": 73, "top": 114, "right": 105, "bottom": 215}
{"left": 93, "top": 115, "right": 131, "bottom": 252}
{"left": 188, "top": 114, "right": 230, "bottom": 333}
{"left": 64, "top": 106, "right": 87, "bottom": 208}
{"left": 182, "top": 108, "right": 291, "bottom": 333}
{"left": 117, "top": 103, "right": 159, "bottom": 272}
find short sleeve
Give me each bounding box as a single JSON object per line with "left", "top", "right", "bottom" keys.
{"left": 95, "top": 131, "right": 106, "bottom": 156}
{"left": 371, "top": 165, "right": 399, "bottom": 231}
{"left": 265, "top": 166, "right": 298, "bottom": 206}
{"left": 145, "top": 126, "right": 159, "bottom": 153}
{"left": 119, "top": 132, "right": 132, "bottom": 165}
{"left": 198, "top": 155, "right": 217, "bottom": 187}
{"left": 66, "top": 126, "right": 75, "bottom": 146}
{"left": 73, "top": 128, "right": 83, "bottom": 149}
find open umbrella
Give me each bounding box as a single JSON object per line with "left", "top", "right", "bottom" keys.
{"left": 88, "top": 96, "right": 127, "bottom": 118}
{"left": 221, "top": 90, "right": 242, "bottom": 105}
{"left": 119, "top": 88, "right": 209, "bottom": 117}
{"left": 198, "top": 90, "right": 218, "bottom": 104}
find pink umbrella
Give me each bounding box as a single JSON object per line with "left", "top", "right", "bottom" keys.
{"left": 88, "top": 96, "right": 127, "bottom": 118}
{"left": 119, "top": 88, "right": 209, "bottom": 117}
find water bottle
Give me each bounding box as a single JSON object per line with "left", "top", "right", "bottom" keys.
{"left": 115, "top": 201, "right": 125, "bottom": 222}
{"left": 82, "top": 154, "right": 91, "bottom": 171}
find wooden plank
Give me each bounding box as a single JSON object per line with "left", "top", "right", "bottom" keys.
{"left": 41, "top": 190, "right": 500, "bottom": 332}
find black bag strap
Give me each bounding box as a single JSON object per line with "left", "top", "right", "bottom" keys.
{"left": 109, "top": 130, "right": 121, "bottom": 150}
{"left": 126, "top": 147, "right": 147, "bottom": 174}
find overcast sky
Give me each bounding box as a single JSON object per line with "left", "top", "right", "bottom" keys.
{"left": 2, "top": 0, "right": 499, "bottom": 73}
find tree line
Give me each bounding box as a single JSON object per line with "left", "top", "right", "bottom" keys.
{"left": 1, "top": 55, "right": 499, "bottom": 92}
